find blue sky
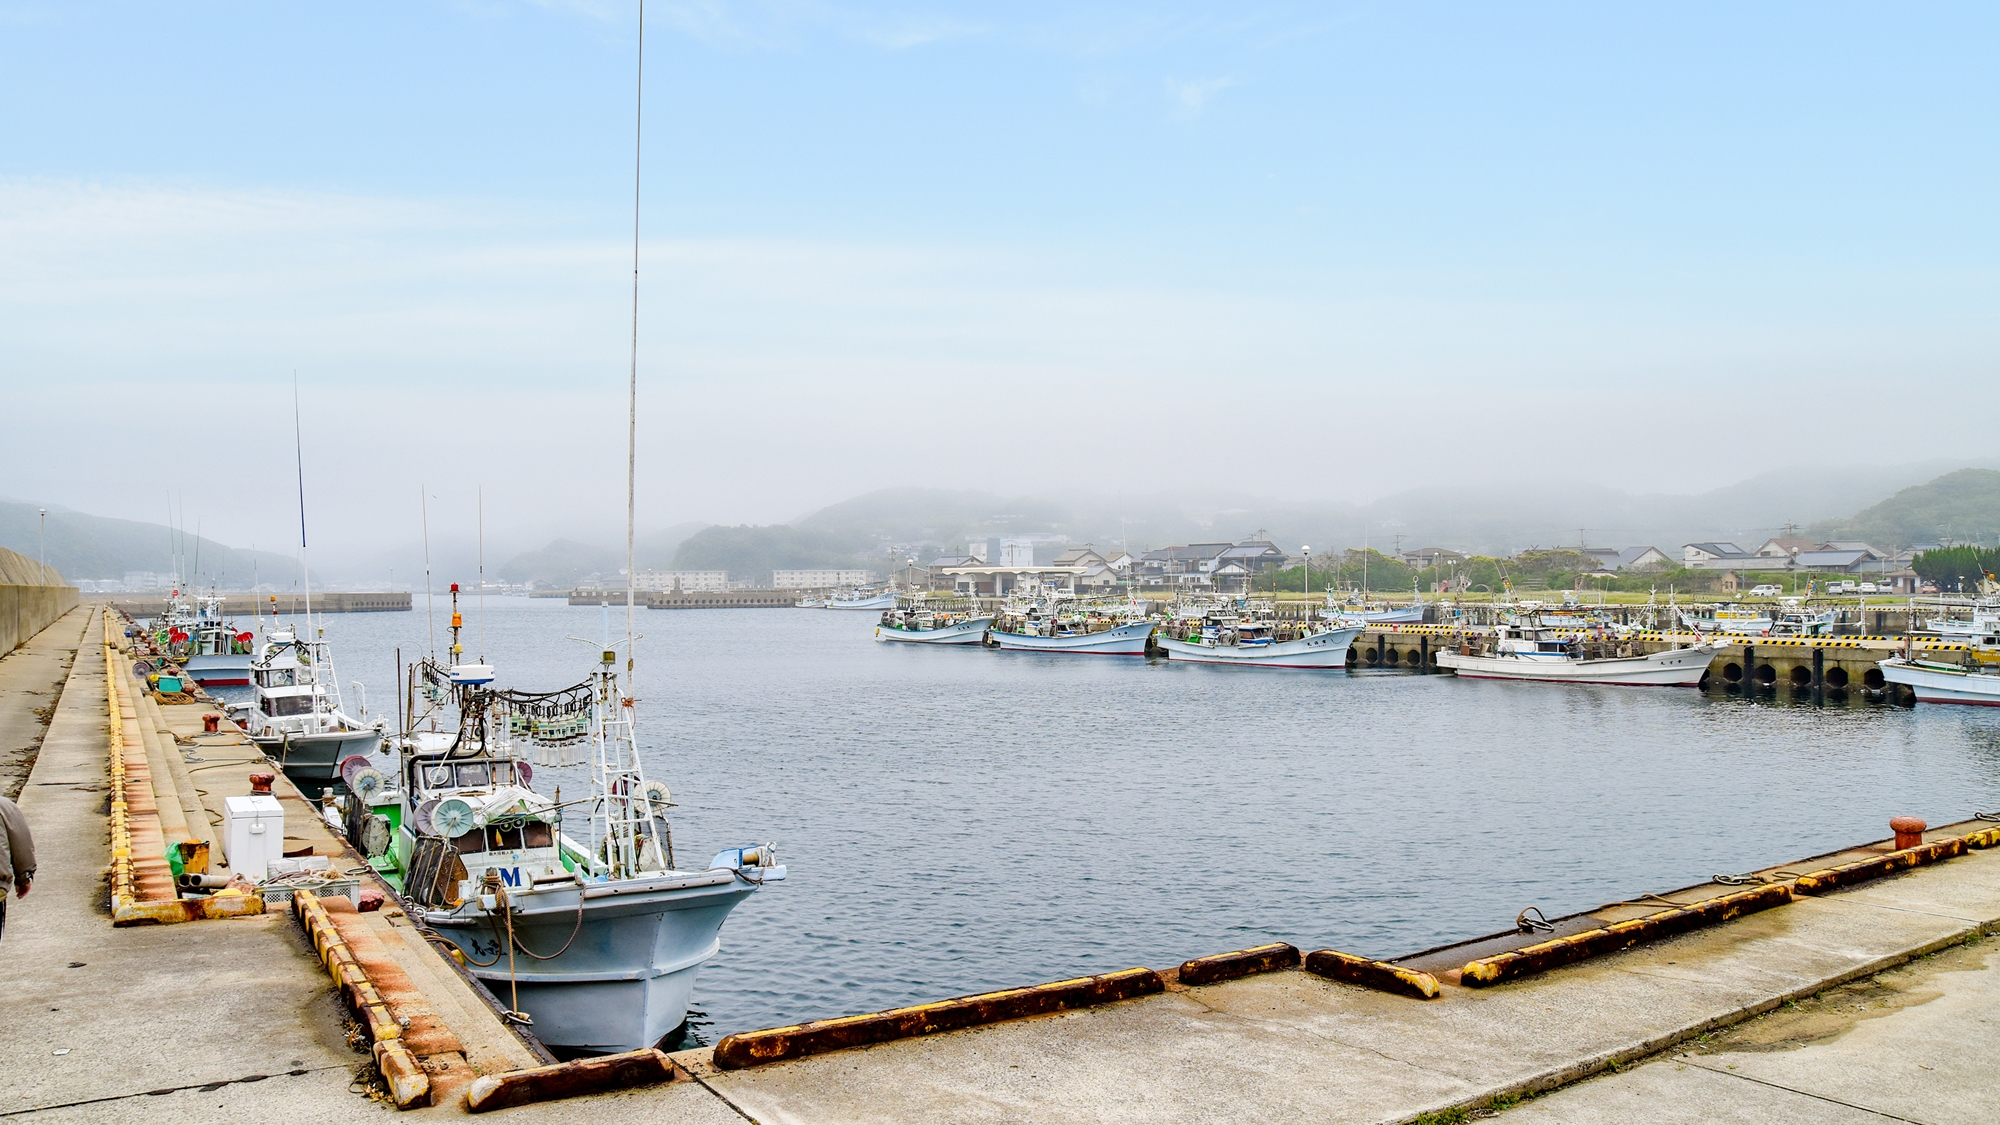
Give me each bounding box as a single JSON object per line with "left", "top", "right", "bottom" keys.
{"left": 3, "top": 2, "right": 1996, "bottom": 557}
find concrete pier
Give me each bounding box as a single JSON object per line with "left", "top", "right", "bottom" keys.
{"left": 5, "top": 604, "right": 1999, "bottom": 1121}
{"left": 103, "top": 591, "right": 411, "bottom": 618}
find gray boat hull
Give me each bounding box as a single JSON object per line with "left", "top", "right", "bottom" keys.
{"left": 252, "top": 727, "right": 384, "bottom": 797}
{"left": 422, "top": 870, "right": 758, "bottom": 1054}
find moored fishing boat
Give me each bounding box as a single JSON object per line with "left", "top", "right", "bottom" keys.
{"left": 1679, "top": 606, "right": 1774, "bottom": 635}
{"left": 827, "top": 587, "right": 896, "bottom": 610}
{"left": 1436, "top": 624, "right": 1714, "bottom": 686}
{"left": 229, "top": 618, "right": 383, "bottom": 798}
{"left": 1879, "top": 652, "right": 2000, "bottom": 705}
{"left": 988, "top": 596, "right": 1155, "bottom": 654}
{"left": 155, "top": 592, "right": 255, "bottom": 686}
{"left": 334, "top": 588, "right": 785, "bottom": 1054}
{"left": 1157, "top": 602, "right": 1362, "bottom": 668}
{"left": 875, "top": 596, "right": 991, "bottom": 644}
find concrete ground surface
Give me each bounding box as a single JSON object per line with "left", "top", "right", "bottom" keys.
{"left": 5, "top": 606, "right": 1999, "bottom": 1123}
{"left": 0, "top": 604, "right": 86, "bottom": 797}
{"left": 1506, "top": 936, "right": 1999, "bottom": 1124}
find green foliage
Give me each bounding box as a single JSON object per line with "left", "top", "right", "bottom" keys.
{"left": 1815, "top": 468, "right": 2000, "bottom": 547}
{"left": 669, "top": 524, "right": 873, "bottom": 583}
{"left": 1409, "top": 1108, "right": 1472, "bottom": 1125}
{"left": 1913, "top": 546, "right": 2000, "bottom": 592}
{"left": 495, "top": 538, "right": 619, "bottom": 588}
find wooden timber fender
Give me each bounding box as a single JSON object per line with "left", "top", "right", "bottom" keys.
{"left": 710, "top": 967, "right": 1165, "bottom": 1070}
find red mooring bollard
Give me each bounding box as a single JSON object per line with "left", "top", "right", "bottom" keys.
{"left": 1891, "top": 816, "right": 1927, "bottom": 850}
{"left": 249, "top": 771, "right": 275, "bottom": 796}
{"left": 202, "top": 713, "right": 220, "bottom": 733}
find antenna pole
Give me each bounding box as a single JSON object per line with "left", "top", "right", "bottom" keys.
{"left": 478, "top": 485, "right": 486, "bottom": 663}
{"left": 625, "top": 0, "right": 645, "bottom": 685}
{"left": 294, "top": 374, "right": 312, "bottom": 635}
{"left": 421, "top": 485, "right": 435, "bottom": 659}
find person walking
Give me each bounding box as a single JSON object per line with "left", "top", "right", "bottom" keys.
{"left": 0, "top": 793, "right": 33, "bottom": 946}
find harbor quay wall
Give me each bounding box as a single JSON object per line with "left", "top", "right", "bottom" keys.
{"left": 1349, "top": 624, "right": 1943, "bottom": 695}
{"left": 103, "top": 591, "right": 411, "bottom": 618}
{"left": 1, "top": 583, "right": 79, "bottom": 655}
{"left": 569, "top": 589, "right": 805, "bottom": 609}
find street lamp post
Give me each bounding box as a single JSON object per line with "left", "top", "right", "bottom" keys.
{"left": 38, "top": 508, "right": 46, "bottom": 579}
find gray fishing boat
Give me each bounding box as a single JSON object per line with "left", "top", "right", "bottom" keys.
{"left": 338, "top": 587, "right": 783, "bottom": 1054}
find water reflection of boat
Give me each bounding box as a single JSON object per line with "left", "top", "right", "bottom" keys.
{"left": 1437, "top": 624, "right": 1713, "bottom": 686}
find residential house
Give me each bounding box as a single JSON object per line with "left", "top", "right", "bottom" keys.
{"left": 1793, "top": 548, "right": 1879, "bottom": 574}
{"left": 1401, "top": 547, "right": 1466, "bottom": 569}
{"left": 1616, "top": 546, "right": 1671, "bottom": 571}
{"left": 1683, "top": 543, "right": 1748, "bottom": 565}
{"left": 1756, "top": 537, "right": 1816, "bottom": 559}
{"left": 1683, "top": 543, "right": 1789, "bottom": 572}
{"left": 1138, "top": 543, "right": 1234, "bottom": 586}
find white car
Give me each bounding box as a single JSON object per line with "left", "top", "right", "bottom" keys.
{"left": 1835, "top": 580, "right": 1858, "bottom": 593}
{"left": 1857, "top": 582, "right": 1879, "bottom": 594}
{"left": 1749, "top": 584, "right": 1782, "bottom": 597}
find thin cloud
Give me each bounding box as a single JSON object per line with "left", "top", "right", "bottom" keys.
{"left": 1169, "top": 76, "right": 1237, "bottom": 112}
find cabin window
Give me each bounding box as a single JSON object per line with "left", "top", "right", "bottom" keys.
{"left": 452, "top": 829, "right": 484, "bottom": 855}
{"left": 486, "top": 826, "right": 524, "bottom": 851}
{"left": 456, "top": 763, "right": 491, "bottom": 787}
{"left": 271, "top": 695, "right": 314, "bottom": 717}
{"left": 424, "top": 765, "right": 456, "bottom": 788}
{"left": 523, "top": 822, "right": 553, "bottom": 848}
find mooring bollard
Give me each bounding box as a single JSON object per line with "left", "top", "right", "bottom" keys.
{"left": 249, "top": 771, "right": 275, "bottom": 795}
{"left": 1891, "top": 816, "right": 1927, "bottom": 850}
{"left": 203, "top": 713, "right": 221, "bottom": 733}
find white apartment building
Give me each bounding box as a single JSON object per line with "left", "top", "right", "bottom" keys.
{"left": 633, "top": 570, "right": 729, "bottom": 592}
{"left": 774, "top": 569, "right": 871, "bottom": 589}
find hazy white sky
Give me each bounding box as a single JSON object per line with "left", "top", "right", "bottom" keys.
{"left": 3, "top": 2, "right": 1996, "bottom": 560}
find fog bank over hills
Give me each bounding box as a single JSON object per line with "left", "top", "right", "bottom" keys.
{"left": 8, "top": 460, "right": 1996, "bottom": 589}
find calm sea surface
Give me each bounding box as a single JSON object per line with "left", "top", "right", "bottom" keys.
{"left": 221, "top": 598, "right": 2000, "bottom": 1040}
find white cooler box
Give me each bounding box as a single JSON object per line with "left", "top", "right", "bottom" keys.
{"left": 224, "top": 794, "right": 285, "bottom": 881}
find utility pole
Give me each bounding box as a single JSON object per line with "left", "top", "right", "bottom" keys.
{"left": 38, "top": 508, "right": 47, "bottom": 577}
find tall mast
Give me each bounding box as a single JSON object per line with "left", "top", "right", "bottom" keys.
{"left": 624, "top": 0, "right": 645, "bottom": 686}
{"left": 293, "top": 374, "right": 312, "bottom": 635}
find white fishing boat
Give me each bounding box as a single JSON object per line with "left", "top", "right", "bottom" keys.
{"left": 1157, "top": 604, "right": 1363, "bottom": 669}
{"left": 875, "top": 598, "right": 991, "bottom": 645}
{"left": 1679, "top": 607, "right": 1773, "bottom": 635}
{"left": 1879, "top": 653, "right": 2000, "bottom": 706}
{"left": 348, "top": 610, "right": 783, "bottom": 1053}
{"left": 229, "top": 618, "right": 383, "bottom": 798}
{"left": 827, "top": 587, "right": 896, "bottom": 610}
{"left": 1437, "top": 624, "right": 1714, "bottom": 685}
{"left": 988, "top": 595, "right": 1156, "bottom": 654}
{"left": 1769, "top": 600, "right": 1838, "bottom": 637}
{"left": 154, "top": 592, "right": 255, "bottom": 686}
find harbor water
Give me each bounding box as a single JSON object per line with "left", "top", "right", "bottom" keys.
{"left": 227, "top": 598, "right": 2000, "bottom": 1040}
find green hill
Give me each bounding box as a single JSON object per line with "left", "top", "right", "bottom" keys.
{"left": 670, "top": 525, "right": 875, "bottom": 585}
{"left": 0, "top": 500, "right": 299, "bottom": 586}
{"left": 1811, "top": 469, "right": 2000, "bottom": 548}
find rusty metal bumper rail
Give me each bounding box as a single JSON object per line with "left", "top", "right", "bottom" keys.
{"left": 1177, "top": 942, "right": 1301, "bottom": 986}
{"left": 1461, "top": 883, "right": 1794, "bottom": 987}
{"left": 104, "top": 621, "right": 263, "bottom": 926}
{"left": 711, "top": 967, "right": 1165, "bottom": 1070}
{"left": 465, "top": 1048, "right": 677, "bottom": 1113}
{"left": 293, "top": 888, "right": 430, "bottom": 1109}
{"left": 1305, "top": 949, "right": 1441, "bottom": 998}
{"left": 1794, "top": 834, "right": 1984, "bottom": 894}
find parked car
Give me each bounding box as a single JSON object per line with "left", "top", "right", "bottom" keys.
{"left": 1749, "top": 584, "right": 1782, "bottom": 597}
{"left": 1835, "top": 580, "right": 1858, "bottom": 593}
{"left": 1857, "top": 582, "right": 1879, "bottom": 594}
{"left": 1920, "top": 582, "right": 1940, "bottom": 593}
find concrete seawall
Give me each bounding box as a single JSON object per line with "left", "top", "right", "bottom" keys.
{"left": 0, "top": 545, "right": 78, "bottom": 654}
{"left": 101, "top": 590, "right": 411, "bottom": 617}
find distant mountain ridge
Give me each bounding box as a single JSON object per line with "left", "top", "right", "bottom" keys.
{"left": 1809, "top": 469, "right": 2000, "bottom": 548}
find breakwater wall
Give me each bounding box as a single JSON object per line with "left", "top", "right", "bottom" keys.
{"left": 103, "top": 591, "right": 411, "bottom": 618}
{"left": 0, "top": 546, "right": 77, "bottom": 654}
{"left": 569, "top": 589, "right": 804, "bottom": 609}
